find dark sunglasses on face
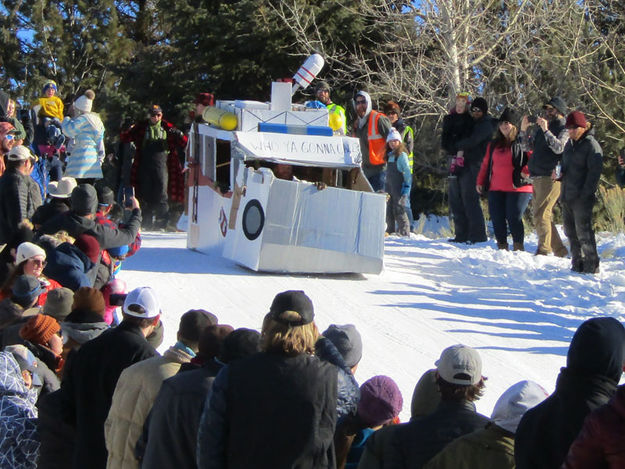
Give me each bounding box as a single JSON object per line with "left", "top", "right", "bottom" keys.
{"left": 5, "top": 134, "right": 15, "bottom": 141}
{"left": 30, "top": 259, "right": 47, "bottom": 267}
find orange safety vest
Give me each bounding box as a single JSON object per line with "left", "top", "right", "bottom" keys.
{"left": 368, "top": 111, "right": 387, "bottom": 166}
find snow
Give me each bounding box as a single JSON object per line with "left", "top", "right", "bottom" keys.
{"left": 120, "top": 225, "right": 625, "bottom": 422}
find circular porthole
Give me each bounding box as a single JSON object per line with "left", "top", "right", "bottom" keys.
{"left": 242, "top": 199, "right": 265, "bottom": 241}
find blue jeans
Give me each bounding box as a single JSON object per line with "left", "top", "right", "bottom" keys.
{"left": 487, "top": 191, "right": 532, "bottom": 244}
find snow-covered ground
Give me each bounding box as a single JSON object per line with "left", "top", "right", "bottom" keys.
{"left": 120, "top": 226, "right": 625, "bottom": 421}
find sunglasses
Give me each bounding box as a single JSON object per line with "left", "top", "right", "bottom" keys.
{"left": 5, "top": 134, "right": 15, "bottom": 141}
{"left": 387, "top": 111, "right": 398, "bottom": 115}
{"left": 355, "top": 100, "right": 367, "bottom": 105}
{"left": 29, "top": 259, "right": 47, "bottom": 267}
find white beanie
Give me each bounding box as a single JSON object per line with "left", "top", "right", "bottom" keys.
{"left": 387, "top": 127, "right": 402, "bottom": 143}
{"left": 74, "top": 89, "right": 95, "bottom": 113}
{"left": 15, "top": 242, "right": 46, "bottom": 265}
{"left": 490, "top": 380, "right": 549, "bottom": 433}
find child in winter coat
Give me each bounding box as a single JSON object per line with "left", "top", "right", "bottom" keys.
{"left": 385, "top": 128, "right": 411, "bottom": 236}
{"left": 334, "top": 375, "right": 403, "bottom": 469}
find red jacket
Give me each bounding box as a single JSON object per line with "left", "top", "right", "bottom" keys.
{"left": 120, "top": 119, "right": 188, "bottom": 203}
{"left": 562, "top": 384, "right": 625, "bottom": 468}
{"left": 477, "top": 142, "right": 532, "bottom": 193}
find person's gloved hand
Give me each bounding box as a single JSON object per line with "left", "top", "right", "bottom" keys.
{"left": 455, "top": 155, "right": 465, "bottom": 168}
{"left": 398, "top": 195, "right": 408, "bottom": 207}
{"left": 449, "top": 157, "right": 457, "bottom": 174}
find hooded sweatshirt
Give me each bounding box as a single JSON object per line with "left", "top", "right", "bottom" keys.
{"left": 515, "top": 317, "right": 625, "bottom": 469}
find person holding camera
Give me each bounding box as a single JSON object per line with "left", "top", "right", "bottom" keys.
{"left": 520, "top": 97, "right": 569, "bottom": 257}
{"left": 120, "top": 105, "right": 187, "bottom": 231}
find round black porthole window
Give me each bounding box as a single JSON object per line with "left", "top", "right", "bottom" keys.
{"left": 242, "top": 199, "right": 265, "bottom": 241}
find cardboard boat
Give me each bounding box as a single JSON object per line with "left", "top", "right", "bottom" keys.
{"left": 186, "top": 83, "right": 385, "bottom": 274}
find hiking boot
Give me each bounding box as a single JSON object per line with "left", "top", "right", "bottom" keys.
{"left": 513, "top": 242, "right": 525, "bottom": 252}
{"left": 497, "top": 242, "right": 509, "bottom": 250}
{"left": 554, "top": 248, "right": 568, "bottom": 258}
{"left": 448, "top": 237, "right": 468, "bottom": 243}
{"left": 582, "top": 259, "right": 600, "bottom": 274}
{"left": 571, "top": 259, "right": 583, "bottom": 273}
{"left": 534, "top": 248, "right": 550, "bottom": 256}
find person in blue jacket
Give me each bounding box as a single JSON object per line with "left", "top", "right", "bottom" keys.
{"left": 385, "top": 128, "right": 411, "bottom": 236}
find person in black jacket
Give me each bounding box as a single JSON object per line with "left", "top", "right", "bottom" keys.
{"left": 560, "top": 111, "right": 603, "bottom": 274}
{"left": 39, "top": 183, "right": 141, "bottom": 251}
{"left": 60, "top": 286, "right": 160, "bottom": 469}
{"left": 197, "top": 290, "right": 338, "bottom": 469}
{"left": 31, "top": 177, "right": 76, "bottom": 229}
{"left": 364, "top": 344, "right": 489, "bottom": 469}
{"left": 515, "top": 317, "right": 625, "bottom": 469}
{"left": 0, "top": 145, "right": 42, "bottom": 245}
{"left": 446, "top": 96, "right": 493, "bottom": 244}
{"left": 136, "top": 327, "right": 259, "bottom": 469}
{"left": 520, "top": 97, "right": 569, "bottom": 257}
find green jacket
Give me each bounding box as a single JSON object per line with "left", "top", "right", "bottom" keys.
{"left": 423, "top": 424, "right": 515, "bottom": 469}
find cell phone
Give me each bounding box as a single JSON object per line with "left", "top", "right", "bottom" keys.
{"left": 527, "top": 115, "right": 537, "bottom": 124}
{"left": 109, "top": 293, "right": 127, "bottom": 306}
{"left": 123, "top": 187, "right": 135, "bottom": 208}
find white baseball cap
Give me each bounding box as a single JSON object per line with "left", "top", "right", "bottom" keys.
{"left": 435, "top": 344, "right": 482, "bottom": 385}
{"left": 123, "top": 286, "right": 161, "bottom": 319}
{"left": 7, "top": 145, "right": 37, "bottom": 162}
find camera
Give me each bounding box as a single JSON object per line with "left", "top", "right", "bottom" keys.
{"left": 109, "top": 293, "right": 128, "bottom": 306}
{"left": 527, "top": 115, "right": 538, "bottom": 124}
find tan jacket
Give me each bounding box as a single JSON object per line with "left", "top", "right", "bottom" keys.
{"left": 104, "top": 346, "right": 192, "bottom": 469}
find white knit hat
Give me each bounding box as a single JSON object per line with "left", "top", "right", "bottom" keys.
{"left": 15, "top": 242, "right": 46, "bottom": 265}
{"left": 74, "top": 90, "right": 95, "bottom": 113}
{"left": 386, "top": 127, "right": 402, "bottom": 143}
{"left": 491, "top": 380, "right": 549, "bottom": 433}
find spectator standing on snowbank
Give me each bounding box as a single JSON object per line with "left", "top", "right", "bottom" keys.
{"left": 447, "top": 97, "right": 493, "bottom": 244}
{"left": 560, "top": 111, "right": 603, "bottom": 274}
{"left": 476, "top": 107, "right": 532, "bottom": 251}
{"left": 520, "top": 96, "right": 569, "bottom": 257}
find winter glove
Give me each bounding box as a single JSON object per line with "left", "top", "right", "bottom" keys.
{"left": 398, "top": 195, "right": 408, "bottom": 207}
{"left": 449, "top": 157, "right": 457, "bottom": 174}
{"left": 455, "top": 155, "right": 465, "bottom": 168}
